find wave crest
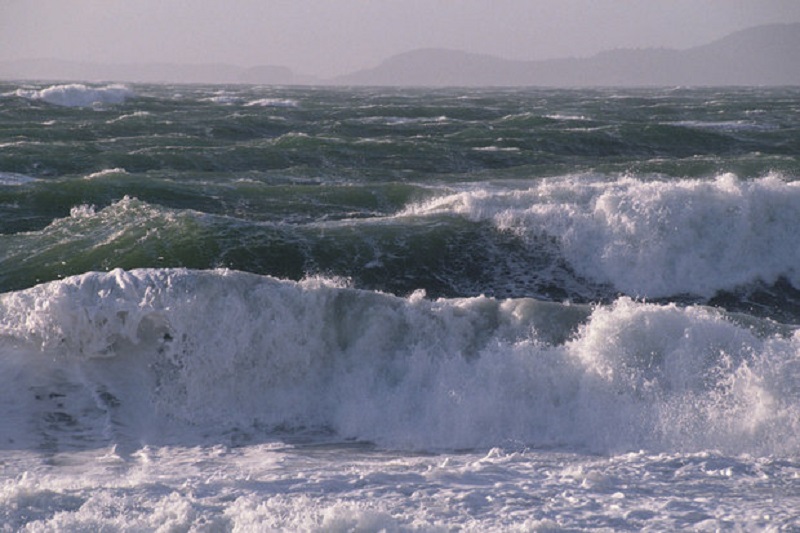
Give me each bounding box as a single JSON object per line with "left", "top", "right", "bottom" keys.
{"left": 1, "top": 269, "right": 798, "bottom": 455}
{"left": 13, "top": 84, "right": 134, "bottom": 107}
{"left": 404, "top": 173, "right": 800, "bottom": 298}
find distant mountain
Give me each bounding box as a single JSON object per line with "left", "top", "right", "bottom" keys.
{"left": 335, "top": 23, "right": 800, "bottom": 87}
{"left": 1, "top": 23, "right": 797, "bottom": 87}
{"left": 334, "top": 48, "right": 525, "bottom": 87}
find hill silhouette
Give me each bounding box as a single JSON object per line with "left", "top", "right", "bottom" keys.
{"left": 336, "top": 23, "right": 800, "bottom": 87}
{"left": 1, "top": 24, "right": 797, "bottom": 87}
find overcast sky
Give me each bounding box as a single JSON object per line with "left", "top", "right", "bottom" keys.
{"left": 2, "top": 0, "right": 799, "bottom": 78}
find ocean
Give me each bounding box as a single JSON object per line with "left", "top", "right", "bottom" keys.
{"left": 1, "top": 82, "right": 799, "bottom": 531}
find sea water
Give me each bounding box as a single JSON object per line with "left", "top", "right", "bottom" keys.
{"left": 0, "top": 83, "right": 799, "bottom": 531}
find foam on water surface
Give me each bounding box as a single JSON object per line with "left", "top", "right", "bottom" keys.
{"left": 1, "top": 441, "right": 799, "bottom": 530}
{"left": 403, "top": 173, "right": 800, "bottom": 299}
{"left": 245, "top": 98, "right": 299, "bottom": 108}
{"left": 1, "top": 268, "right": 797, "bottom": 456}
{"left": 11, "top": 84, "right": 134, "bottom": 107}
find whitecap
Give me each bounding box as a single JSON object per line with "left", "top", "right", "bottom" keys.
{"left": 69, "top": 204, "right": 97, "bottom": 218}
{"left": 545, "top": 113, "right": 590, "bottom": 121}
{"left": 471, "top": 146, "right": 520, "bottom": 152}
{"left": 106, "top": 111, "right": 150, "bottom": 124}
{"left": 0, "top": 268, "right": 797, "bottom": 455}
{"left": 401, "top": 172, "right": 800, "bottom": 299}
{"left": 205, "top": 96, "right": 244, "bottom": 105}
{"left": 84, "top": 168, "right": 129, "bottom": 180}
{"left": 244, "top": 98, "right": 298, "bottom": 108}
{"left": 668, "top": 120, "right": 778, "bottom": 132}
{"left": 14, "top": 84, "right": 134, "bottom": 108}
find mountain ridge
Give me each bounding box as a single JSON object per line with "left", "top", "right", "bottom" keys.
{"left": 336, "top": 23, "right": 800, "bottom": 87}
{"left": 1, "top": 23, "right": 797, "bottom": 87}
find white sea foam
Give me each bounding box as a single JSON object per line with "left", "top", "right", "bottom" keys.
{"left": 668, "top": 120, "right": 779, "bottom": 132}
{"left": 205, "top": 95, "right": 244, "bottom": 104}
{"left": 14, "top": 84, "right": 134, "bottom": 107}
{"left": 545, "top": 114, "right": 590, "bottom": 121}
{"left": 0, "top": 268, "right": 797, "bottom": 455}
{"left": 245, "top": 98, "right": 298, "bottom": 108}
{"left": 1, "top": 268, "right": 798, "bottom": 530}
{"left": 106, "top": 110, "right": 150, "bottom": 124}
{"left": 472, "top": 146, "right": 520, "bottom": 152}
{"left": 84, "top": 168, "right": 129, "bottom": 180}
{"left": 402, "top": 173, "right": 800, "bottom": 298}
{"left": 2, "top": 444, "right": 798, "bottom": 530}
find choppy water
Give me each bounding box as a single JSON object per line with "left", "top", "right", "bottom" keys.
{"left": 1, "top": 82, "right": 799, "bottom": 531}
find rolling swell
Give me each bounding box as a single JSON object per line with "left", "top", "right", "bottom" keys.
{"left": 0, "top": 268, "right": 798, "bottom": 454}
{"left": 2, "top": 85, "right": 797, "bottom": 181}
{"left": 0, "top": 170, "right": 422, "bottom": 233}
{"left": 4, "top": 172, "right": 800, "bottom": 315}
{"left": 0, "top": 194, "right": 588, "bottom": 301}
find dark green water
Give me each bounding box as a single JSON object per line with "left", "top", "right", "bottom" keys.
{"left": 1, "top": 83, "right": 799, "bottom": 315}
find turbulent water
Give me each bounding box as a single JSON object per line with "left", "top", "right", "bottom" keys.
{"left": 1, "top": 82, "right": 799, "bottom": 531}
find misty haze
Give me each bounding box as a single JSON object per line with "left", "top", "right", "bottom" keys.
{"left": 1, "top": 0, "right": 799, "bottom": 86}
{"left": 2, "top": 22, "right": 799, "bottom": 86}
{"left": 0, "top": 23, "right": 800, "bottom": 87}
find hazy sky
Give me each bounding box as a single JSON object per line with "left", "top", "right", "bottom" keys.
{"left": 2, "top": 0, "right": 799, "bottom": 78}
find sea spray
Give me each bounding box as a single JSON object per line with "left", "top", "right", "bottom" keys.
{"left": 1, "top": 268, "right": 797, "bottom": 455}
{"left": 403, "top": 173, "right": 800, "bottom": 298}
{"left": 11, "top": 84, "right": 135, "bottom": 107}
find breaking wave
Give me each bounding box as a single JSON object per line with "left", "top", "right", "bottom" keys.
{"left": 402, "top": 173, "right": 800, "bottom": 299}
{"left": 1, "top": 268, "right": 798, "bottom": 455}
{"left": 12, "top": 84, "right": 134, "bottom": 107}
